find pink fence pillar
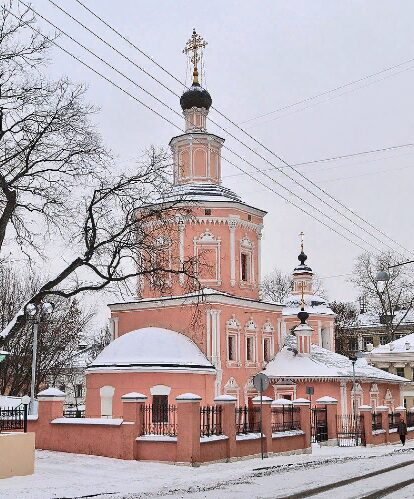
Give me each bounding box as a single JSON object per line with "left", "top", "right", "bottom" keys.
{"left": 359, "top": 405, "right": 373, "bottom": 445}
{"left": 316, "top": 396, "right": 338, "bottom": 443}
{"left": 176, "top": 393, "right": 201, "bottom": 466}
{"left": 252, "top": 395, "right": 273, "bottom": 457}
{"left": 121, "top": 392, "right": 147, "bottom": 433}
{"left": 214, "top": 395, "right": 237, "bottom": 460}
{"left": 37, "top": 388, "right": 65, "bottom": 421}
{"left": 376, "top": 405, "right": 390, "bottom": 443}
{"left": 293, "top": 398, "right": 311, "bottom": 449}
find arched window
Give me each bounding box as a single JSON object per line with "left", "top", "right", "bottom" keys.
{"left": 100, "top": 386, "right": 115, "bottom": 418}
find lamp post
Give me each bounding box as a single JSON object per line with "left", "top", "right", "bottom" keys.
{"left": 25, "top": 302, "right": 54, "bottom": 414}
{"left": 349, "top": 351, "right": 363, "bottom": 445}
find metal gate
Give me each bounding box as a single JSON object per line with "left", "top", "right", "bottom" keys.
{"left": 311, "top": 407, "right": 328, "bottom": 443}
{"left": 336, "top": 414, "right": 365, "bottom": 447}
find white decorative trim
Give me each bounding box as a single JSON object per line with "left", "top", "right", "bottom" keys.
{"left": 194, "top": 230, "right": 222, "bottom": 285}
{"left": 150, "top": 385, "right": 171, "bottom": 396}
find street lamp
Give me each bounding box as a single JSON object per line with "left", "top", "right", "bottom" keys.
{"left": 25, "top": 301, "right": 54, "bottom": 414}
{"left": 349, "top": 351, "right": 364, "bottom": 445}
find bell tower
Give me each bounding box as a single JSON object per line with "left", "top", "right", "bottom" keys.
{"left": 170, "top": 29, "right": 223, "bottom": 186}
{"left": 292, "top": 232, "right": 314, "bottom": 296}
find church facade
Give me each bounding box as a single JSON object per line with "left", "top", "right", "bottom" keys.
{"left": 84, "top": 31, "right": 405, "bottom": 419}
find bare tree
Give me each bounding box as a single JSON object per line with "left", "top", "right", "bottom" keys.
{"left": 261, "top": 268, "right": 326, "bottom": 303}
{"left": 0, "top": 7, "right": 199, "bottom": 345}
{"left": 0, "top": 6, "right": 107, "bottom": 253}
{"left": 330, "top": 301, "right": 359, "bottom": 356}
{"left": 350, "top": 252, "right": 414, "bottom": 343}
{"left": 0, "top": 261, "right": 93, "bottom": 395}
{"left": 261, "top": 269, "right": 292, "bottom": 303}
{"left": 0, "top": 146, "right": 199, "bottom": 344}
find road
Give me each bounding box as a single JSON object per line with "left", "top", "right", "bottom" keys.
{"left": 1, "top": 442, "right": 414, "bottom": 498}
{"left": 160, "top": 447, "right": 414, "bottom": 499}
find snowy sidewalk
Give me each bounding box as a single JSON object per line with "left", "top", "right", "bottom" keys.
{"left": 0, "top": 442, "right": 413, "bottom": 499}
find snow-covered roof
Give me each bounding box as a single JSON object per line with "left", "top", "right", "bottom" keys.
{"left": 88, "top": 327, "right": 215, "bottom": 373}
{"left": 282, "top": 293, "right": 334, "bottom": 317}
{"left": 167, "top": 182, "right": 241, "bottom": 203}
{"left": 357, "top": 310, "right": 414, "bottom": 328}
{"left": 370, "top": 332, "right": 414, "bottom": 354}
{"left": 262, "top": 335, "right": 407, "bottom": 383}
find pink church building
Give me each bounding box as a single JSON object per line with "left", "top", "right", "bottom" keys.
{"left": 84, "top": 37, "right": 406, "bottom": 420}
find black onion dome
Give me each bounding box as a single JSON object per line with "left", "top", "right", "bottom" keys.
{"left": 298, "top": 251, "right": 307, "bottom": 265}
{"left": 294, "top": 250, "right": 312, "bottom": 273}
{"left": 180, "top": 82, "right": 212, "bottom": 111}
{"left": 297, "top": 310, "right": 310, "bottom": 324}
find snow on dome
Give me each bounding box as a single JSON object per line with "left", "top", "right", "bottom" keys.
{"left": 88, "top": 327, "right": 215, "bottom": 373}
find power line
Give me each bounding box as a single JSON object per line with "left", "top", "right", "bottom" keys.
{"left": 223, "top": 142, "right": 414, "bottom": 179}
{"left": 39, "top": 1, "right": 412, "bottom": 260}
{"left": 66, "top": 0, "right": 414, "bottom": 259}
{"left": 20, "top": 0, "right": 389, "bottom": 256}
{"left": 240, "top": 57, "right": 414, "bottom": 125}
{"left": 8, "top": 6, "right": 376, "bottom": 255}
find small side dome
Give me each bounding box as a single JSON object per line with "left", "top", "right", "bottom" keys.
{"left": 180, "top": 82, "right": 212, "bottom": 111}
{"left": 87, "top": 327, "right": 214, "bottom": 372}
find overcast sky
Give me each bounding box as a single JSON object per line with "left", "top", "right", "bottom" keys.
{"left": 27, "top": 0, "right": 414, "bottom": 311}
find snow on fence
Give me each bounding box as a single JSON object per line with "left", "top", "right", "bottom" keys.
{"left": 271, "top": 405, "right": 300, "bottom": 432}
{"left": 140, "top": 404, "right": 177, "bottom": 436}
{"left": 200, "top": 405, "right": 222, "bottom": 437}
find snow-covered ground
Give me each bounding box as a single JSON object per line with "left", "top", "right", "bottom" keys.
{"left": 1, "top": 441, "right": 414, "bottom": 499}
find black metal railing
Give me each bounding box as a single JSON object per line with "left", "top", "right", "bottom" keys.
{"left": 336, "top": 414, "right": 364, "bottom": 447}
{"left": 0, "top": 406, "right": 27, "bottom": 433}
{"left": 200, "top": 406, "right": 222, "bottom": 437}
{"left": 235, "top": 406, "right": 260, "bottom": 434}
{"left": 388, "top": 412, "right": 400, "bottom": 430}
{"left": 407, "top": 412, "right": 414, "bottom": 427}
{"left": 63, "top": 408, "right": 85, "bottom": 418}
{"left": 271, "top": 405, "right": 300, "bottom": 432}
{"left": 372, "top": 412, "right": 382, "bottom": 431}
{"left": 141, "top": 404, "right": 177, "bottom": 436}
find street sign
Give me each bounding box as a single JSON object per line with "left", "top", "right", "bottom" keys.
{"left": 306, "top": 386, "right": 314, "bottom": 395}
{"left": 253, "top": 373, "right": 269, "bottom": 393}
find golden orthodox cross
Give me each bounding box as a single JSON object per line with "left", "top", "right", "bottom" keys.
{"left": 183, "top": 29, "right": 207, "bottom": 83}
{"left": 299, "top": 231, "right": 305, "bottom": 252}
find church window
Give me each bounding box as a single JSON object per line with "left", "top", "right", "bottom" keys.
{"left": 246, "top": 336, "right": 255, "bottom": 362}
{"left": 396, "top": 367, "right": 405, "bottom": 378}
{"left": 100, "top": 385, "right": 115, "bottom": 418}
{"left": 228, "top": 335, "right": 236, "bottom": 361}
{"left": 204, "top": 208, "right": 211, "bottom": 215}
{"left": 263, "top": 337, "right": 271, "bottom": 362}
{"left": 152, "top": 395, "right": 168, "bottom": 423}
{"left": 247, "top": 214, "right": 252, "bottom": 222}
{"left": 379, "top": 335, "right": 387, "bottom": 345}
{"left": 241, "top": 252, "right": 250, "bottom": 282}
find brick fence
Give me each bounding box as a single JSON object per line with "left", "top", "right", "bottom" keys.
{"left": 28, "top": 390, "right": 312, "bottom": 465}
